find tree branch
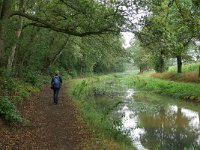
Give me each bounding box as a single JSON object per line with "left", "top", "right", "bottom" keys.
{"left": 11, "top": 11, "right": 119, "bottom": 37}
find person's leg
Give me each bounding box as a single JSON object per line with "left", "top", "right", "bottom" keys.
{"left": 54, "top": 88, "right": 59, "bottom": 104}
{"left": 55, "top": 88, "right": 60, "bottom": 104}
{"left": 53, "top": 88, "right": 57, "bottom": 104}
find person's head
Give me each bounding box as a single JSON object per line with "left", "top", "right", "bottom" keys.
{"left": 55, "top": 70, "right": 59, "bottom": 76}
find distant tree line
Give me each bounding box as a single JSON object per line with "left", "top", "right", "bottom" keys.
{"left": 128, "top": 0, "right": 200, "bottom": 73}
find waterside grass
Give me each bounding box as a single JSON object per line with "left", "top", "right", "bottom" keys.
{"left": 123, "top": 74, "right": 200, "bottom": 102}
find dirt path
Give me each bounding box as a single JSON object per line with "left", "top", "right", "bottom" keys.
{"left": 0, "top": 85, "right": 91, "bottom": 150}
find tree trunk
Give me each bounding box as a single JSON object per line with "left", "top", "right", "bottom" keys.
{"left": 46, "top": 41, "right": 69, "bottom": 70}
{"left": 139, "top": 66, "right": 142, "bottom": 73}
{"left": 7, "top": 19, "right": 23, "bottom": 68}
{"left": 177, "top": 55, "right": 182, "bottom": 73}
{"left": 0, "top": 33, "right": 3, "bottom": 64}
{"left": 155, "top": 51, "right": 165, "bottom": 73}
{"left": 0, "top": 0, "right": 13, "bottom": 66}
{"left": 7, "top": 0, "right": 24, "bottom": 68}
{"left": 160, "top": 54, "right": 165, "bottom": 73}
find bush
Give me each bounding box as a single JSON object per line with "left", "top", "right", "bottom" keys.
{"left": 0, "top": 96, "right": 26, "bottom": 123}
{"left": 0, "top": 71, "right": 47, "bottom": 122}
{"left": 24, "top": 71, "right": 39, "bottom": 86}
{"left": 68, "top": 69, "right": 78, "bottom": 78}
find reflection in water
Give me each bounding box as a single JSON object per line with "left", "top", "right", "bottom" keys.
{"left": 119, "top": 105, "right": 147, "bottom": 150}
{"left": 118, "top": 89, "right": 200, "bottom": 150}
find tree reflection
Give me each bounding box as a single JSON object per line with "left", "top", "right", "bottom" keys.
{"left": 139, "top": 106, "right": 199, "bottom": 150}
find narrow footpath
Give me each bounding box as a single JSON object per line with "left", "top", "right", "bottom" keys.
{"left": 0, "top": 85, "right": 91, "bottom": 150}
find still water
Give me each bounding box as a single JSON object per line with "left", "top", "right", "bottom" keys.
{"left": 98, "top": 89, "right": 200, "bottom": 150}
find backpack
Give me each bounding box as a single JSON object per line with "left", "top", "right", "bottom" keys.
{"left": 53, "top": 76, "right": 61, "bottom": 88}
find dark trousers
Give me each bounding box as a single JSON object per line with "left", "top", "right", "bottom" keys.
{"left": 53, "top": 88, "right": 60, "bottom": 104}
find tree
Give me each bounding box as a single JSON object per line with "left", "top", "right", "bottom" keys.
{"left": 0, "top": 0, "right": 129, "bottom": 68}
{"left": 136, "top": 0, "right": 199, "bottom": 73}
{"left": 127, "top": 39, "right": 152, "bottom": 73}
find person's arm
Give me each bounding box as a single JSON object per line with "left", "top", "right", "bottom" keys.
{"left": 51, "top": 76, "right": 54, "bottom": 87}
{"left": 59, "top": 76, "right": 63, "bottom": 84}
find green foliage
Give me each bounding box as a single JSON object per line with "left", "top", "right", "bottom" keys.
{"left": 0, "top": 76, "right": 16, "bottom": 95}
{"left": 68, "top": 70, "right": 78, "bottom": 78}
{"left": 127, "top": 40, "right": 152, "bottom": 72}
{"left": 0, "top": 96, "right": 26, "bottom": 123}
{"left": 135, "top": 0, "right": 200, "bottom": 73}
{"left": 0, "top": 0, "right": 130, "bottom": 76}
{"left": 169, "top": 63, "right": 200, "bottom": 72}
{"left": 23, "top": 71, "right": 41, "bottom": 86}
{"left": 0, "top": 73, "right": 48, "bottom": 122}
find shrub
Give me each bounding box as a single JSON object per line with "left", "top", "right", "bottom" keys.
{"left": 0, "top": 72, "right": 47, "bottom": 122}
{"left": 0, "top": 96, "right": 26, "bottom": 123}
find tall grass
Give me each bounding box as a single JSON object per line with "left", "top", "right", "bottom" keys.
{"left": 169, "top": 63, "right": 200, "bottom": 72}
{"left": 152, "top": 63, "right": 200, "bottom": 83}
{"left": 151, "top": 72, "right": 200, "bottom": 83}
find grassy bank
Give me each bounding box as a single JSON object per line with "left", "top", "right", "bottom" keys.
{"left": 122, "top": 74, "right": 200, "bottom": 102}
{"left": 67, "top": 76, "right": 134, "bottom": 150}
{"left": 162, "top": 63, "right": 200, "bottom": 83}
{"left": 0, "top": 74, "right": 49, "bottom": 123}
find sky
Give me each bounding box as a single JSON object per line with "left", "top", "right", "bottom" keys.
{"left": 121, "top": 5, "right": 148, "bottom": 49}
{"left": 122, "top": 32, "right": 134, "bottom": 48}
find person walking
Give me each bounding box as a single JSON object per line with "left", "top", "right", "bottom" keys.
{"left": 51, "top": 70, "right": 62, "bottom": 104}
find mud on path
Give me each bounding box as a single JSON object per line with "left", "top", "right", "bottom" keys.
{"left": 0, "top": 85, "right": 91, "bottom": 150}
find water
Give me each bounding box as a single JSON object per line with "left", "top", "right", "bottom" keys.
{"left": 96, "top": 89, "right": 200, "bottom": 150}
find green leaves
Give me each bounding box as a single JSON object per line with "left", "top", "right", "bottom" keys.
{"left": 0, "top": 96, "right": 26, "bottom": 123}
{"left": 133, "top": 0, "right": 200, "bottom": 73}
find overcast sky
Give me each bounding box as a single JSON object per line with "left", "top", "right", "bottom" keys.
{"left": 121, "top": 6, "right": 148, "bottom": 49}
{"left": 122, "top": 32, "right": 134, "bottom": 48}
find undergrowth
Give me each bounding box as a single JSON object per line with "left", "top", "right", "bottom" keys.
{"left": 0, "top": 74, "right": 49, "bottom": 123}
{"left": 151, "top": 72, "right": 200, "bottom": 83}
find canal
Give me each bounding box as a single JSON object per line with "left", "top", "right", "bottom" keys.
{"left": 95, "top": 88, "right": 200, "bottom": 150}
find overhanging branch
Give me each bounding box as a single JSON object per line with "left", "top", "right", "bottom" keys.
{"left": 11, "top": 11, "right": 120, "bottom": 37}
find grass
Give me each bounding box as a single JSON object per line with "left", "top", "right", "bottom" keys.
{"left": 125, "top": 74, "right": 200, "bottom": 101}
{"left": 147, "top": 63, "right": 200, "bottom": 100}
{"left": 67, "top": 76, "right": 134, "bottom": 150}
{"left": 164, "top": 63, "right": 200, "bottom": 83}
{"left": 169, "top": 62, "right": 200, "bottom": 72}
{"left": 151, "top": 72, "right": 200, "bottom": 83}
